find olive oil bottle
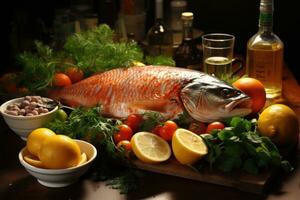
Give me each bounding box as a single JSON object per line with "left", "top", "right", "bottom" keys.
{"left": 246, "top": 0, "right": 283, "bottom": 99}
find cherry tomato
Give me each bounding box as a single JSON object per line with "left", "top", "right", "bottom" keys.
{"left": 113, "top": 133, "right": 123, "bottom": 144}
{"left": 65, "top": 67, "right": 84, "bottom": 83}
{"left": 206, "top": 122, "right": 225, "bottom": 133}
{"left": 158, "top": 120, "right": 178, "bottom": 141}
{"left": 53, "top": 73, "right": 72, "bottom": 87}
{"left": 124, "top": 114, "right": 143, "bottom": 132}
{"left": 152, "top": 125, "right": 162, "bottom": 135}
{"left": 115, "top": 124, "right": 133, "bottom": 142}
{"left": 117, "top": 140, "right": 132, "bottom": 151}
{"left": 188, "top": 122, "right": 207, "bottom": 135}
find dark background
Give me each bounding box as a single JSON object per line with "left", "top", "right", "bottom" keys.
{"left": 0, "top": 0, "right": 299, "bottom": 82}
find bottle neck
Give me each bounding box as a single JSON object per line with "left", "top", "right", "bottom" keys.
{"left": 155, "top": 0, "right": 164, "bottom": 19}
{"left": 258, "top": 0, "right": 273, "bottom": 33}
{"left": 182, "top": 19, "right": 193, "bottom": 41}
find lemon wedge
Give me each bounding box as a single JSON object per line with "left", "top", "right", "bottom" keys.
{"left": 78, "top": 153, "right": 88, "bottom": 166}
{"left": 23, "top": 153, "right": 44, "bottom": 168}
{"left": 172, "top": 128, "right": 208, "bottom": 165}
{"left": 131, "top": 132, "right": 171, "bottom": 164}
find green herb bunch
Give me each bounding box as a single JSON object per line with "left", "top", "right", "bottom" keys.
{"left": 199, "top": 117, "right": 293, "bottom": 174}
{"left": 18, "top": 41, "right": 56, "bottom": 91}
{"left": 64, "top": 24, "right": 144, "bottom": 75}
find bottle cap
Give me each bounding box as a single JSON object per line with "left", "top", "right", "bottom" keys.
{"left": 181, "top": 12, "right": 193, "bottom": 20}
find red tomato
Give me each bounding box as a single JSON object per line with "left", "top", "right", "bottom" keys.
{"left": 65, "top": 67, "right": 84, "bottom": 83}
{"left": 113, "top": 133, "right": 123, "bottom": 144}
{"left": 158, "top": 120, "right": 178, "bottom": 141}
{"left": 115, "top": 124, "right": 133, "bottom": 142}
{"left": 124, "top": 114, "right": 143, "bottom": 132}
{"left": 117, "top": 140, "right": 132, "bottom": 151}
{"left": 206, "top": 122, "right": 225, "bottom": 133}
{"left": 188, "top": 122, "right": 207, "bottom": 135}
{"left": 53, "top": 73, "right": 72, "bottom": 87}
{"left": 152, "top": 125, "right": 162, "bottom": 135}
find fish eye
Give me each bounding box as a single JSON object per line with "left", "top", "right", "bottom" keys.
{"left": 220, "top": 88, "right": 240, "bottom": 98}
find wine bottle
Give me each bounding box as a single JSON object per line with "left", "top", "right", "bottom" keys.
{"left": 146, "top": 0, "right": 173, "bottom": 57}
{"left": 173, "top": 12, "right": 202, "bottom": 70}
{"left": 246, "top": 0, "right": 283, "bottom": 99}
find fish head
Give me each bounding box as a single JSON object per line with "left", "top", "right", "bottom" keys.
{"left": 180, "top": 78, "right": 252, "bottom": 122}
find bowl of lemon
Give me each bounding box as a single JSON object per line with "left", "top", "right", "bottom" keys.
{"left": 18, "top": 128, "right": 97, "bottom": 188}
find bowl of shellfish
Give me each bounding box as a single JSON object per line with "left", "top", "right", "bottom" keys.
{"left": 0, "top": 96, "right": 58, "bottom": 140}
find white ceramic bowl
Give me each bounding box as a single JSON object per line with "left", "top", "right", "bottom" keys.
{"left": 19, "top": 139, "right": 97, "bottom": 188}
{"left": 0, "top": 97, "right": 58, "bottom": 140}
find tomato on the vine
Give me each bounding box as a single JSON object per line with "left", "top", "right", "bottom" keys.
{"left": 124, "top": 114, "right": 143, "bottom": 132}
{"left": 157, "top": 120, "right": 178, "bottom": 141}
{"left": 206, "top": 122, "right": 225, "bottom": 133}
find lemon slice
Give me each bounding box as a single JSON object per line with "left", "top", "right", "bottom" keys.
{"left": 78, "top": 153, "right": 88, "bottom": 166}
{"left": 24, "top": 154, "right": 44, "bottom": 168}
{"left": 131, "top": 132, "right": 171, "bottom": 164}
{"left": 172, "top": 128, "right": 208, "bottom": 165}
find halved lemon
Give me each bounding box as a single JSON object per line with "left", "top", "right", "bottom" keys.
{"left": 131, "top": 132, "right": 171, "bottom": 164}
{"left": 172, "top": 128, "right": 208, "bottom": 165}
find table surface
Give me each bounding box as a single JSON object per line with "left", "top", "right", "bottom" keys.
{"left": 0, "top": 66, "right": 299, "bottom": 200}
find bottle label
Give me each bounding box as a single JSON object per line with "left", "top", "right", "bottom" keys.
{"left": 259, "top": 13, "right": 273, "bottom": 26}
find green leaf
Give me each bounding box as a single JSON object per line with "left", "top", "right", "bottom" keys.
{"left": 243, "top": 158, "right": 259, "bottom": 174}
{"left": 245, "top": 131, "right": 262, "bottom": 143}
{"left": 217, "top": 129, "right": 235, "bottom": 141}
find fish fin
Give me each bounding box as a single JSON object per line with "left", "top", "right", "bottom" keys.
{"left": 128, "top": 100, "right": 171, "bottom": 113}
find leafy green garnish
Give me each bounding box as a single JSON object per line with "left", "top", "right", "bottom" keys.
{"left": 200, "top": 117, "right": 294, "bottom": 174}
{"left": 64, "top": 24, "right": 144, "bottom": 74}
{"left": 18, "top": 41, "right": 56, "bottom": 91}
{"left": 145, "top": 55, "right": 175, "bottom": 66}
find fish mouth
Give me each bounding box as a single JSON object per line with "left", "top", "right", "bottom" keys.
{"left": 224, "top": 96, "right": 252, "bottom": 113}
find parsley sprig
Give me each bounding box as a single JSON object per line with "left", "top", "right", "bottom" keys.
{"left": 199, "top": 117, "right": 294, "bottom": 174}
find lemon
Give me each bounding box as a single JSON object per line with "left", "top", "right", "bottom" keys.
{"left": 27, "top": 128, "right": 56, "bottom": 157}
{"left": 131, "top": 132, "right": 171, "bottom": 164}
{"left": 38, "top": 135, "right": 81, "bottom": 169}
{"left": 258, "top": 104, "right": 299, "bottom": 146}
{"left": 172, "top": 128, "right": 208, "bottom": 165}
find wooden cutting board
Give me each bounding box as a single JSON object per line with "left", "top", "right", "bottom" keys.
{"left": 132, "top": 157, "right": 279, "bottom": 194}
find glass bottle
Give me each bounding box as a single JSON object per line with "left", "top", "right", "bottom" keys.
{"left": 146, "top": 0, "right": 173, "bottom": 57}
{"left": 246, "top": 0, "right": 283, "bottom": 99}
{"left": 173, "top": 12, "right": 202, "bottom": 70}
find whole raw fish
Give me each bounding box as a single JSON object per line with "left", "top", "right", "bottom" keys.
{"left": 49, "top": 66, "right": 251, "bottom": 122}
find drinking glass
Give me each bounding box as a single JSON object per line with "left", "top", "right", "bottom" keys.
{"left": 202, "top": 33, "right": 242, "bottom": 79}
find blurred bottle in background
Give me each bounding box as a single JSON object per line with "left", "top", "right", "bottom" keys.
{"left": 167, "top": 0, "right": 187, "bottom": 47}
{"left": 115, "top": 0, "right": 146, "bottom": 42}
{"left": 71, "top": 2, "right": 98, "bottom": 32}
{"left": 52, "top": 8, "right": 75, "bottom": 49}
{"left": 146, "top": 0, "right": 173, "bottom": 56}
{"left": 173, "top": 12, "right": 202, "bottom": 70}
